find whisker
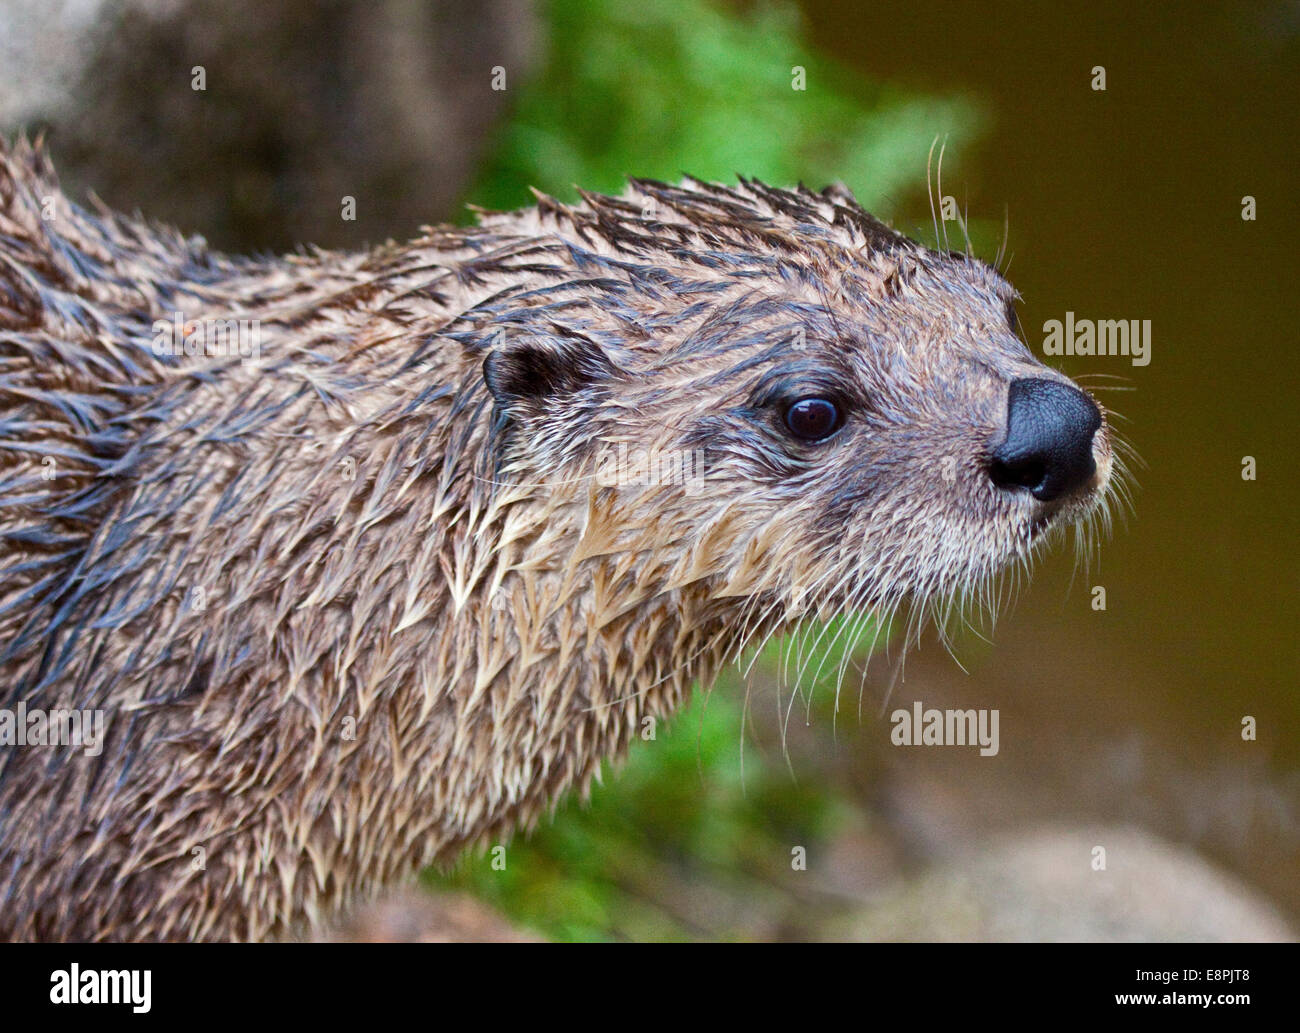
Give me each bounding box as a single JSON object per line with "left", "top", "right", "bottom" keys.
{"left": 927, "top": 137, "right": 941, "bottom": 250}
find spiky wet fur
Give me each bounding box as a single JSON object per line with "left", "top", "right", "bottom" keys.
{"left": 0, "top": 138, "right": 1116, "bottom": 940}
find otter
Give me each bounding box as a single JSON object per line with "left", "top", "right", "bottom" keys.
{"left": 0, "top": 137, "right": 1115, "bottom": 941}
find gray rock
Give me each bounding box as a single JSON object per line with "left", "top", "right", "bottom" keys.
{"left": 838, "top": 825, "right": 1296, "bottom": 942}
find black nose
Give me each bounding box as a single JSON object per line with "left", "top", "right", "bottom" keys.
{"left": 989, "top": 377, "right": 1102, "bottom": 501}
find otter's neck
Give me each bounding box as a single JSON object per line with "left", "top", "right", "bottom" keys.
{"left": 2, "top": 245, "right": 740, "bottom": 939}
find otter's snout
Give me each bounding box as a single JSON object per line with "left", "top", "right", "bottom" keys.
{"left": 989, "top": 377, "right": 1102, "bottom": 501}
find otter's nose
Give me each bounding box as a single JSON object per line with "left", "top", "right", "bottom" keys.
{"left": 989, "top": 377, "right": 1102, "bottom": 501}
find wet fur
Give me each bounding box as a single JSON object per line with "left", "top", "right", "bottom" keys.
{"left": 0, "top": 138, "right": 1112, "bottom": 940}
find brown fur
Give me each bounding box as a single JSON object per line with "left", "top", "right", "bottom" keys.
{"left": 0, "top": 138, "right": 1113, "bottom": 940}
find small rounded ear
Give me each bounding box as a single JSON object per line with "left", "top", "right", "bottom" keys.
{"left": 482, "top": 335, "right": 616, "bottom": 415}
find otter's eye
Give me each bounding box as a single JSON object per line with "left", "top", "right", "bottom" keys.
{"left": 783, "top": 397, "right": 842, "bottom": 442}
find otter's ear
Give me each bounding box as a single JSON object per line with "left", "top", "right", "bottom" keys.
{"left": 483, "top": 337, "right": 616, "bottom": 414}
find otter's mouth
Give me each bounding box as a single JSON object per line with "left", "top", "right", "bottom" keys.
{"left": 1028, "top": 509, "right": 1055, "bottom": 538}
{"left": 1023, "top": 433, "right": 1112, "bottom": 541}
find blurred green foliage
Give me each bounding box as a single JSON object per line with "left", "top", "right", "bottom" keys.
{"left": 465, "top": 0, "right": 982, "bottom": 216}
{"left": 432, "top": 0, "right": 981, "bottom": 940}
{"left": 431, "top": 619, "right": 892, "bottom": 941}
{"left": 427, "top": 681, "right": 845, "bottom": 942}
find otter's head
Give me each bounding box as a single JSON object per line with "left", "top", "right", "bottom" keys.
{"left": 478, "top": 177, "right": 1116, "bottom": 651}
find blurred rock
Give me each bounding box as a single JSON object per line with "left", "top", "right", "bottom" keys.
{"left": 0, "top": 0, "right": 540, "bottom": 251}
{"left": 834, "top": 825, "right": 1297, "bottom": 942}
{"left": 322, "top": 888, "right": 543, "bottom": 942}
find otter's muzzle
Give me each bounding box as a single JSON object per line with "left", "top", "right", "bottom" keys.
{"left": 989, "top": 377, "right": 1102, "bottom": 502}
